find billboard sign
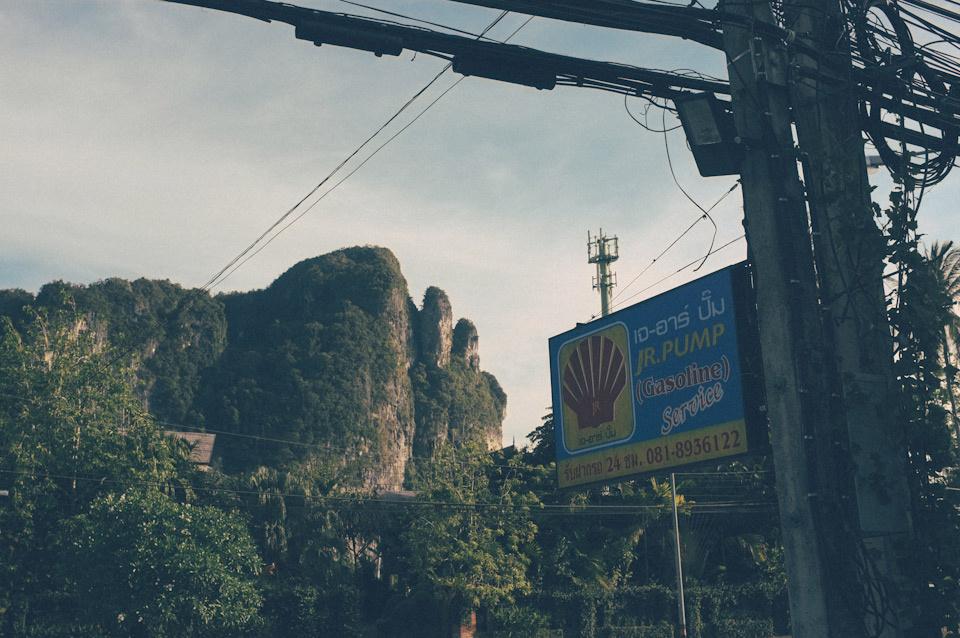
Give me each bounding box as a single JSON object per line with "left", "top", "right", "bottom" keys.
{"left": 549, "top": 262, "right": 765, "bottom": 489}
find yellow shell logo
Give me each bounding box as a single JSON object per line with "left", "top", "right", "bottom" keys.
{"left": 562, "top": 334, "right": 628, "bottom": 430}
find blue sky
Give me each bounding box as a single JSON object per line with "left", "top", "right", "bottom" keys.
{"left": 2, "top": 0, "right": 957, "bottom": 446}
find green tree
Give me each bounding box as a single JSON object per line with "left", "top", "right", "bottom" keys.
{"left": 197, "top": 248, "right": 413, "bottom": 473}
{"left": 57, "top": 488, "right": 262, "bottom": 637}
{"left": 885, "top": 189, "right": 960, "bottom": 633}
{"left": 924, "top": 241, "right": 960, "bottom": 447}
{"left": 521, "top": 414, "right": 675, "bottom": 591}
{"left": 241, "top": 461, "right": 369, "bottom": 583}
{"left": 401, "top": 442, "right": 537, "bottom": 635}
{"left": 410, "top": 357, "right": 507, "bottom": 457}
{"left": 0, "top": 306, "right": 198, "bottom": 634}
{"left": 525, "top": 411, "right": 557, "bottom": 467}
{"left": 32, "top": 277, "right": 228, "bottom": 424}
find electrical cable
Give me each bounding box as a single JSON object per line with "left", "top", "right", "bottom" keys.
{"left": 152, "top": 417, "right": 554, "bottom": 474}
{"left": 207, "top": 12, "right": 533, "bottom": 289}
{"left": 0, "top": 468, "right": 777, "bottom": 516}
{"left": 608, "top": 234, "right": 745, "bottom": 312}
{"left": 215, "top": 18, "right": 543, "bottom": 285}
{"left": 0, "top": 384, "right": 779, "bottom": 499}
{"left": 849, "top": 0, "right": 960, "bottom": 187}
{"left": 623, "top": 93, "right": 681, "bottom": 132}
{"left": 335, "top": 0, "right": 501, "bottom": 40}
{"left": 104, "top": 9, "right": 528, "bottom": 364}
{"left": 0, "top": 385, "right": 552, "bottom": 477}
{"left": 213, "top": 74, "right": 465, "bottom": 286}
{"left": 606, "top": 179, "right": 738, "bottom": 313}
{"left": 661, "top": 106, "right": 718, "bottom": 272}
{"left": 600, "top": 102, "right": 741, "bottom": 321}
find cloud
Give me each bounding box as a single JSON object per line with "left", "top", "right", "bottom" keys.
{"left": 5, "top": 0, "right": 952, "bottom": 450}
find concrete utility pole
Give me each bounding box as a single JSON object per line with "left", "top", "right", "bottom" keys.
{"left": 588, "top": 230, "right": 619, "bottom": 317}
{"left": 724, "top": 0, "right": 913, "bottom": 634}
{"left": 785, "top": 0, "right": 912, "bottom": 633}
{"left": 720, "top": 0, "right": 840, "bottom": 634}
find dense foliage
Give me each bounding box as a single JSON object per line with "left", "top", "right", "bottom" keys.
{"left": 2, "top": 231, "right": 957, "bottom": 636}
{"left": 401, "top": 443, "right": 536, "bottom": 621}
{"left": 411, "top": 358, "right": 507, "bottom": 456}
{"left": 0, "top": 308, "right": 260, "bottom": 636}
{"left": 198, "top": 293, "right": 403, "bottom": 471}
{"left": 883, "top": 188, "right": 960, "bottom": 634}
{"left": 34, "top": 278, "right": 227, "bottom": 424}
{"left": 0, "top": 274, "right": 787, "bottom": 638}
{"left": 58, "top": 489, "right": 263, "bottom": 637}
{"left": 1, "top": 247, "right": 506, "bottom": 477}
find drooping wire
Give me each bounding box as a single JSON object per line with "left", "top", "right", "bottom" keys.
{"left": 0, "top": 468, "right": 777, "bottom": 517}
{"left": 661, "top": 107, "right": 718, "bottom": 272}
{"left": 608, "top": 234, "right": 746, "bottom": 312}
{"left": 213, "top": 73, "right": 463, "bottom": 286}
{"left": 606, "top": 95, "right": 740, "bottom": 317}
{"left": 204, "top": 9, "right": 511, "bottom": 293}
{"left": 624, "top": 93, "right": 682, "bottom": 133}
{"left": 215, "top": 14, "right": 537, "bottom": 286}
{"left": 607, "top": 179, "right": 739, "bottom": 310}
{"left": 106, "top": 11, "right": 525, "bottom": 362}
{"left": 211, "top": 12, "right": 536, "bottom": 288}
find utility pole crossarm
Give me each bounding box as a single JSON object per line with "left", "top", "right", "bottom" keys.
{"left": 164, "top": 0, "right": 960, "bottom": 177}
{"left": 441, "top": 0, "right": 823, "bottom": 60}
{"left": 161, "top": 0, "right": 730, "bottom": 99}
{"left": 440, "top": 0, "right": 725, "bottom": 49}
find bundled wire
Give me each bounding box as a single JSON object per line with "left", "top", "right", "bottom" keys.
{"left": 845, "top": 0, "right": 960, "bottom": 186}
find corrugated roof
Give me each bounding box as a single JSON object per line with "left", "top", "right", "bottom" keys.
{"left": 165, "top": 431, "right": 216, "bottom": 466}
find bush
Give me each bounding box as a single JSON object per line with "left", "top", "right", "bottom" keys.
{"left": 376, "top": 589, "right": 443, "bottom": 638}
{"left": 597, "top": 621, "right": 675, "bottom": 637}
{"left": 261, "top": 581, "right": 362, "bottom": 638}
{"left": 13, "top": 623, "right": 110, "bottom": 638}
{"left": 489, "top": 605, "right": 553, "bottom": 636}
{"left": 527, "top": 580, "right": 787, "bottom": 638}
{"left": 57, "top": 489, "right": 263, "bottom": 638}
{"left": 707, "top": 617, "right": 773, "bottom": 638}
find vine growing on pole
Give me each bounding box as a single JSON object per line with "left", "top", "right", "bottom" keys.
{"left": 882, "top": 184, "right": 960, "bottom": 635}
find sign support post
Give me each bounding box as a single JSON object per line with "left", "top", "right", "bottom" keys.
{"left": 671, "top": 472, "right": 687, "bottom": 638}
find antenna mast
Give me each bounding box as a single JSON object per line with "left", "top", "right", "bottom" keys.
{"left": 588, "top": 229, "right": 619, "bottom": 317}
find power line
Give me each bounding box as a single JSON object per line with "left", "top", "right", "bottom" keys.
{"left": 155, "top": 418, "right": 555, "bottom": 474}
{"left": 197, "top": 10, "right": 528, "bottom": 292}
{"left": 608, "top": 234, "right": 746, "bottom": 313}
{"left": 596, "top": 181, "right": 740, "bottom": 320}
{"left": 100, "top": 9, "right": 527, "bottom": 363}
{"left": 0, "top": 384, "right": 551, "bottom": 476}
{"left": 0, "top": 467, "right": 776, "bottom": 515}
{"left": 335, "top": 0, "right": 500, "bottom": 39}
{"left": 1, "top": 384, "right": 775, "bottom": 498}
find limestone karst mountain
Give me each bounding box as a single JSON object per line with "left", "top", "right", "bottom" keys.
{"left": 0, "top": 246, "right": 505, "bottom": 490}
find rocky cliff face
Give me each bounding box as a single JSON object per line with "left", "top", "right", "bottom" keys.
{"left": 209, "top": 247, "right": 504, "bottom": 489}
{"left": 4, "top": 247, "right": 505, "bottom": 491}
{"left": 419, "top": 286, "right": 453, "bottom": 369}
{"left": 453, "top": 318, "right": 481, "bottom": 372}
{"left": 24, "top": 278, "right": 227, "bottom": 424}
{"left": 408, "top": 290, "right": 506, "bottom": 461}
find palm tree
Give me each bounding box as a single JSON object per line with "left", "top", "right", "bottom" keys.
{"left": 924, "top": 241, "right": 960, "bottom": 448}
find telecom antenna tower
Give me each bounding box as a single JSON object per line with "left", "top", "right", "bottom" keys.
{"left": 588, "top": 229, "right": 619, "bottom": 317}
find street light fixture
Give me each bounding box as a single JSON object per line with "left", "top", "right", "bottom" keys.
{"left": 675, "top": 92, "right": 742, "bottom": 177}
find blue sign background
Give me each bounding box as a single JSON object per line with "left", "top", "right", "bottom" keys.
{"left": 549, "top": 265, "right": 746, "bottom": 469}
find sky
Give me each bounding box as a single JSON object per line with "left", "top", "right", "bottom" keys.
{"left": 3, "top": 0, "right": 958, "bottom": 448}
